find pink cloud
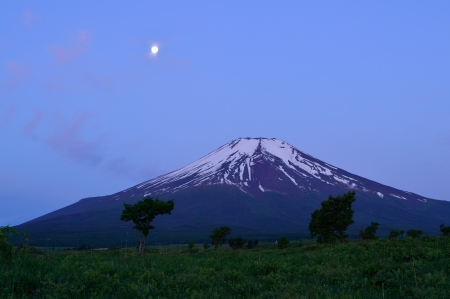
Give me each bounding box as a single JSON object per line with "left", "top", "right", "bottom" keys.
{"left": 24, "top": 11, "right": 38, "bottom": 29}
{"left": 23, "top": 109, "right": 43, "bottom": 136}
{"left": 46, "top": 113, "right": 103, "bottom": 166}
{"left": 51, "top": 45, "right": 85, "bottom": 65}
{"left": 5, "top": 62, "right": 30, "bottom": 90}
{"left": 77, "top": 31, "right": 89, "bottom": 43}
{"left": 0, "top": 105, "right": 15, "bottom": 128}
{"left": 51, "top": 31, "right": 90, "bottom": 65}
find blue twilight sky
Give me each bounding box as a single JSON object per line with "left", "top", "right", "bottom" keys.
{"left": 1, "top": 2, "right": 450, "bottom": 226}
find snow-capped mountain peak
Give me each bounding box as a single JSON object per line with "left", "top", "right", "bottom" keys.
{"left": 112, "top": 137, "right": 429, "bottom": 204}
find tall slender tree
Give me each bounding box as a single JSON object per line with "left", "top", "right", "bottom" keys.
{"left": 120, "top": 197, "right": 174, "bottom": 256}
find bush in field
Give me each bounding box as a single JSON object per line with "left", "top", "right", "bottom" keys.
{"left": 228, "top": 236, "right": 245, "bottom": 250}
{"left": 389, "top": 229, "right": 404, "bottom": 240}
{"left": 246, "top": 239, "right": 259, "bottom": 249}
{"left": 277, "top": 236, "right": 289, "bottom": 249}
{"left": 75, "top": 244, "right": 92, "bottom": 251}
{"left": 359, "top": 222, "right": 379, "bottom": 240}
{"left": 203, "top": 243, "right": 211, "bottom": 250}
{"left": 209, "top": 226, "right": 231, "bottom": 250}
{"left": 0, "top": 226, "right": 19, "bottom": 259}
{"left": 440, "top": 224, "right": 450, "bottom": 236}
{"left": 120, "top": 196, "right": 174, "bottom": 256}
{"left": 406, "top": 229, "right": 423, "bottom": 238}
{"left": 309, "top": 191, "right": 356, "bottom": 243}
{"left": 187, "top": 241, "right": 195, "bottom": 250}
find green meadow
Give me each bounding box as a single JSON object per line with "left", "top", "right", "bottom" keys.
{"left": 2, "top": 237, "right": 450, "bottom": 299}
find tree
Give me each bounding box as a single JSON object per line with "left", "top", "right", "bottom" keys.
{"left": 277, "top": 236, "right": 289, "bottom": 249}
{"left": 359, "top": 222, "right": 379, "bottom": 240}
{"left": 389, "top": 229, "right": 404, "bottom": 240}
{"left": 406, "top": 229, "right": 423, "bottom": 238}
{"left": 120, "top": 197, "right": 174, "bottom": 256}
{"left": 228, "top": 236, "right": 246, "bottom": 250}
{"left": 309, "top": 191, "right": 356, "bottom": 243}
{"left": 209, "top": 226, "right": 231, "bottom": 250}
{"left": 439, "top": 224, "right": 450, "bottom": 237}
{"left": 0, "top": 226, "right": 19, "bottom": 259}
{"left": 246, "top": 239, "right": 259, "bottom": 249}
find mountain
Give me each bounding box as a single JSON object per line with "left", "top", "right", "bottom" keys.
{"left": 15, "top": 137, "right": 450, "bottom": 247}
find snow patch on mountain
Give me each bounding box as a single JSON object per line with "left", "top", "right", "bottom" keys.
{"left": 116, "top": 137, "right": 429, "bottom": 205}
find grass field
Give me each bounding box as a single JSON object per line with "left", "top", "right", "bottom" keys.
{"left": 1, "top": 237, "right": 450, "bottom": 298}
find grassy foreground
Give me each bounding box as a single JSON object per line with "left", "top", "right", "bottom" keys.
{"left": 1, "top": 237, "right": 450, "bottom": 298}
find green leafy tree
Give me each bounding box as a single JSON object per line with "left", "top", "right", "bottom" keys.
{"left": 439, "top": 224, "right": 450, "bottom": 237}
{"left": 187, "top": 241, "right": 195, "bottom": 250}
{"left": 277, "top": 236, "right": 289, "bottom": 249}
{"left": 228, "top": 236, "right": 246, "bottom": 250}
{"left": 0, "top": 226, "right": 19, "bottom": 259}
{"left": 359, "top": 222, "right": 379, "bottom": 240}
{"left": 309, "top": 191, "right": 356, "bottom": 243}
{"left": 246, "top": 239, "right": 259, "bottom": 249}
{"left": 209, "top": 226, "right": 231, "bottom": 250}
{"left": 406, "top": 229, "right": 423, "bottom": 238}
{"left": 389, "top": 229, "right": 404, "bottom": 240}
{"left": 120, "top": 197, "right": 174, "bottom": 256}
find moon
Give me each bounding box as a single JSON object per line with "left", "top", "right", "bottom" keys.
{"left": 151, "top": 46, "right": 159, "bottom": 54}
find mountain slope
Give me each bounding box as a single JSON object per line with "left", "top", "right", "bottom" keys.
{"left": 16, "top": 137, "right": 450, "bottom": 247}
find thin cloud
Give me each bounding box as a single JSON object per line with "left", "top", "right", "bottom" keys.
{"left": 23, "top": 109, "right": 43, "bottom": 136}
{"left": 46, "top": 113, "right": 104, "bottom": 166}
{"left": 103, "top": 157, "right": 135, "bottom": 177}
{"left": 0, "top": 105, "right": 15, "bottom": 128}
{"left": 24, "top": 11, "right": 38, "bottom": 29}
{"left": 77, "top": 31, "right": 89, "bottom": 43}
{"left": 5, "top": 62, "right": 30, "bottom": 90}
{"left": 51, "top": 45, "right": 85, "bottom": 65}
{"left": 103, "top": 157, "right": 165, "bottom": 181}
{"left": 51, "top": 30, "right": 89, "bottom": 65}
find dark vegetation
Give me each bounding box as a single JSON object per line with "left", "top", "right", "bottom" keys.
{"left": 3, "top": 192, "right": 450, "bottom": 298}
{"left": 16, "top": 184, "right": 450, "bottom": 249}
{"left": 309, "top": 191, "right": 356, "bottom": 243}
{"left": 120, "top": 197, "right": 174, "bottom": 256}
{"left": 2, "top": 238, "right": 450, "bottom": 298}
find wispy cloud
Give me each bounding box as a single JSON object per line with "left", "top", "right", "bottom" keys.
{"left": 51, "top": 46, "right": 85, "bottom": 65}
{"left": 45, "top": 113, "right": 104, "bottom": 166}
{"left": 77, "top": 31, "right": 89, "bottom": 43}
{"left": 23, "top": 109, "right": 43, "bottom": 137}
{"left": 51, "top": 30, "right": 89, "bottom": 65}
{"left": 0, "top": 105, "right": 15, "bottom": 128}
{"left": 5, "top": 62, "right": 30, "bottom": 90}
{"left": 23, "top": 11, "right": 38, "bottom": 29}
{"left": 20, "top": 110, "right": 163, "bottom": 180}
{"left": 102, "top": 157, "right": 164, "bottom": 181}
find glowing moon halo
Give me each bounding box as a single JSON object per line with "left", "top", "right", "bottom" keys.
{"left": 151, "top": 46, "right": 159, "bottom": 54}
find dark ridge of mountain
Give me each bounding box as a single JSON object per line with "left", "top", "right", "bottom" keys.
{"left": 15, "top": 137, "right": 450, "bottom": 247}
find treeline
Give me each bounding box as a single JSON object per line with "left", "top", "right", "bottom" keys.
{"left": 2, "top": 192, "right": 450, "bottom": 259}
